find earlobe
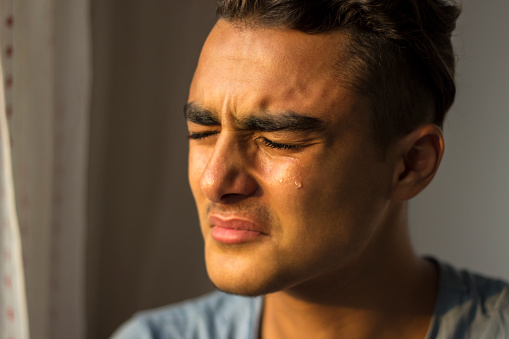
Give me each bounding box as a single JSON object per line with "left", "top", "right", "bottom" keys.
{"left": 392, "top": 124, "right": 444, "bottom": 201}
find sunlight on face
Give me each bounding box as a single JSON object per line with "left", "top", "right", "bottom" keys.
{"left": 187, "top": 20, "right": 396, "bottom": 296}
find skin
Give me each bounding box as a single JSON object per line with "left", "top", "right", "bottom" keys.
{"left": 187, "top": 20, "right": 444, "bottom": 339}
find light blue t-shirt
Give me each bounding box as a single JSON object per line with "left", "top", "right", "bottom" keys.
{"left": 112, "top": 259, "right": 509, "bottom": 338}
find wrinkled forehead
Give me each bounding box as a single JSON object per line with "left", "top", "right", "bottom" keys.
{"left": 189, "top": 20, "right": 355, "bottom": 117}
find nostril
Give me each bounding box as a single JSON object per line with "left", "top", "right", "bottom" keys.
{"left": 200, "top": 158, "right": 259, "bottom": 203}
{"left": 201, "top": 168, "right": 258, "bottom": 203}
{"left": 219, "top": 192, "right": 253, "bottom": 204}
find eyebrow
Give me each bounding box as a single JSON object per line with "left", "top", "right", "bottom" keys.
{"left": 184, "top": 102, "right": 325, "bottom": 133}
{"left": 184, "top": 103, "right": 220, "bottom": 126}
{"left": 240, "top": 113, "right": 325, "bottom": 132}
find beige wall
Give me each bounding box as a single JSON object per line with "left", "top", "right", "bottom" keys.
{"left": 87, "top": 1, "right": 216, "bottom": 338}
{"left": 409, "top": 0, "right": 509, "bottom": 280}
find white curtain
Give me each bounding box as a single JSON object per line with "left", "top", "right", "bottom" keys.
{"left": 0, "top": 38, "right": 29, "bottom": 339}
{"left": 0, "top": 0, "right": 91, "bottom": 338}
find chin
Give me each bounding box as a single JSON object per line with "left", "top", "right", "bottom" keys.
{"left": 213, "top": 283, "right": 268, "bottom": 297}
{"left": 205, "top": 256, "right": 299, "bottom": 297}
{"left": 210, "top": 275, "right": 286, "bottom": 297}
{"left": 202, "top": 232, "right": 313, "bottom": 297}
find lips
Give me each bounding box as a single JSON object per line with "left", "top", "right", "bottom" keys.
{"left": 208, "top": 215, "right": 268, "bottom": 244}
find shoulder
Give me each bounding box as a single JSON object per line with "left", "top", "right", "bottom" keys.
{"left": 429, "top": 258, "right": 509, "bottom": 339}
{"left": 111, "top": 291, "right": 263, "bottom": 339}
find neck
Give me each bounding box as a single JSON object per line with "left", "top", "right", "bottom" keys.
{"left": 260, "top": 206, "right": 438, "bottom": 339}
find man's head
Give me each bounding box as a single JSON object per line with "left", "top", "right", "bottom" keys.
{"left": 186, "top": 0, "right": 459, "bottom": 298}
{"left": 217, "top": 0, "right": 460, "bottom": 148}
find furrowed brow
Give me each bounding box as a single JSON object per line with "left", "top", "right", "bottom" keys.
{"left": 184, "top": 102, "right": 220, "bottom": 126}
{"left": 240, "top": 111, "right": 325, "bottom": 132}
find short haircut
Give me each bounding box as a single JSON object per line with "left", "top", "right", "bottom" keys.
{"left": 216, "top": 0, "right": 461, "bottom": 148}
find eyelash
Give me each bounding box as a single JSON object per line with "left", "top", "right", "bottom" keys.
{"left": 188, "top": 132, "right": 302, "bottom": 150}
{"left": 260, "top": 137, "right": 301, "bottom": 150}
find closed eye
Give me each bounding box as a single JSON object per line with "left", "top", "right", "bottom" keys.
{"left": 188, "top": 131, "right": 219, "bottom": 140}
{"left": 260, "top": 137, "right": 302, "bottom": 150}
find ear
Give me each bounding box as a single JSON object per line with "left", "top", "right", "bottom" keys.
{"left": 391, "top": 124, "right": 444, "bottom": 201}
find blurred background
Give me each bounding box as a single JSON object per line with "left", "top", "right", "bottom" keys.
{"left": 0, "top": 0, "right": 507, "bottom": 338}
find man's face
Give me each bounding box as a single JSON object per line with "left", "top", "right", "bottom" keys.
{"left": 187, "top": 20, "right": 398, "bottom": 296}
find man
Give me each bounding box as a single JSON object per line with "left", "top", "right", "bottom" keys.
{"left": 113, "top": 0, "right": 509, "bottom": 338}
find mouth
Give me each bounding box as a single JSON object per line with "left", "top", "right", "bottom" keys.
{"left": 208, "top": 214, "right": 269, "bottom": 244}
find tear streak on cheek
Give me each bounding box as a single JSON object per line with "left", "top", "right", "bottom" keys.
{"left": 260, "top": 156, "right": 304, "bottom": 190}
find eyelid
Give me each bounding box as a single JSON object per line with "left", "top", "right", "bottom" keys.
{"left": 188, "top": 129, "right": 314, "bottom": 151}
{"left": 258, "top": 137, "right": 304, "bottom": 150}
{"left": 188, "top": 131, "right": 219, "bottom": 140}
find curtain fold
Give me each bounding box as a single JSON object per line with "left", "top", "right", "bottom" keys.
{"left": 0, "top": 46, "right": 30, "bottom": 339}
{"left": 0, "top": 1, "right": 91, "bottom": 338}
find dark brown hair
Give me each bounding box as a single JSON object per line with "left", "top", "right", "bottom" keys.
{"left": 216, "top": 0, "right": 461, "bottom": 147}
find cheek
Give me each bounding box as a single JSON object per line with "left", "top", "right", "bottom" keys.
{"left": 264, "top": 151, "right": 359, "bottom": 227}
{"left": 257, "top": 153, "right": 306, "bottom": 191}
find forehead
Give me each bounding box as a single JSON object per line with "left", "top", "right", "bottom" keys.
{"left": 189, "top": 20, "right": 362, "bottom": 124}
{"left": 202, "top": 20, "right": 344, "bottom": 67}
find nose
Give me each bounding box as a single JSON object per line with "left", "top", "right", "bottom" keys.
{"left": 200, "top": 134, "right": 258, "bottom": 203}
